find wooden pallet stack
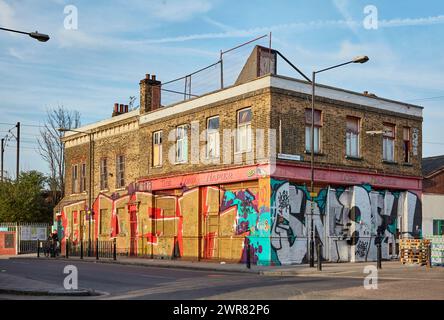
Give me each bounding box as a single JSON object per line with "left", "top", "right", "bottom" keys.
{"left": 399, "top": 239, "right": 431, "bottom": 266}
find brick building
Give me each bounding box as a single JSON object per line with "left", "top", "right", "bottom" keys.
{"left": 422, "top": 156, "right": 444, "bottom": 236}
{"left": 56, "top": 46, "right": 423, "bottom": 265}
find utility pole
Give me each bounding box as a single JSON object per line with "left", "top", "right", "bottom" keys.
{"left": 1, "top": 138, "right": 4, "bottom": 182}
{"left": 16, "top": 122, "right": 20, "bottom": 181}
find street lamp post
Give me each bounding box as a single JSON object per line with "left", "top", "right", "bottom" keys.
{"left": 0, "top": 27, "right": 50, "bottom": 42}
{"left": 309, "top": 55, "right": 369, "bottom": 268}
{"left": 59, "top": 128, "right": 94, "bottom": 257}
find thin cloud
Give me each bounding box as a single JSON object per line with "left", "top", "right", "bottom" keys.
{"left": 140, "top": 14, "right": 444, "bottom": 44}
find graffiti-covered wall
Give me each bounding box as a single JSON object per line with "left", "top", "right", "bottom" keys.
{"left": 56, "top": 177, "right": 422, "bottom": 266}
{"left": 271, "top": 179, "right": 422, "bottom": 265}
{"left": 58, "top": 179, "right": 273, "bottom": 265}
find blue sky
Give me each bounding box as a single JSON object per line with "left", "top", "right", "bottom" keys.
{"left": 1, "top": 0, "right": 444, "bottom": 176}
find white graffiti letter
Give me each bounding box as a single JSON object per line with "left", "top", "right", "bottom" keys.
{"left": 63, "top": 265, "right": 78, "bottom": 290}
{"left": 64, "top": 5, "right": 78, "bottom": 30}
{"left": 363, "top": 5, "right": 378, "bottom": 30}
{"left": 363, "top": 265, "right": 378, "bottom": 289}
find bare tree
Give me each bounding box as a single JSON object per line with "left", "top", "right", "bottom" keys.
{"left": 38, "top": 106, "right": 81, "bottom": 205}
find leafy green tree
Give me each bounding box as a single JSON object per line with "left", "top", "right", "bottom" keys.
{"left": 0, "top": 171, "right": 52, "bottom": 223}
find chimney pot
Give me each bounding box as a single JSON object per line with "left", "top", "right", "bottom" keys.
{"left": 119, "top": 104, "right": 124, "bottom": 113}
{"left": 152, "top": 75, "right": 156, "bottom": 81}
{"left": 124, "top": 105, "right": 129, "bottom": 112}
{"left": 114, "top": 103, "right": 119, "bottom": 112}
{"left": 146, "top": 74, "right": 150, "bottom": 80}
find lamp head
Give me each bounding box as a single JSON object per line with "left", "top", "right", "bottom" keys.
{"left": 29, "top": 31, "right": 50, "bottom": 42}
{"left": 353, "top": 55, "right": 369, "bottom": 64}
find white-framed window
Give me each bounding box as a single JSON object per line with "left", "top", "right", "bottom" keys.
{"left": 305, "top": 109, "right": 321, "bottom": 153}
{"left": 403, "top": 127, "right": 410, "bottom": 163}
{"left": 71, "top": 164, "right": 78, "bottom": 194}
{"left": 153, "top": 131, "right": 163, "bottom": 167}
{"left": 236, "top": 108, "right": 252, "bottom": 153}
{"left": 383, "top": 123, "right": 395, "bottom": 162}
{"left": 116, "top": 155, "right": 125, "bottom": 188}
{"left": 176, "top": 125, "right": 188, "bottom": 163}
{"left": 206, "top": 116, "right": 220, "bottom": 158}
{"left": 100, "top": 158, "right": 108, "bottom": 190}
{"left": 346, "top": 117, "right": 360, "bottom": 158}
{"left": 80, "top": 163, "right": 86, "bottom": 192}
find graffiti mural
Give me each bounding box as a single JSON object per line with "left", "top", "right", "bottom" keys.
{"left": 270, "top": 179, "right": 422, "bottom": 265}
{"left": 56, "top": 177, "right": 421, "bottom": 266}
{"left": 58, "top": 182, "right": 272, "bottom": 264}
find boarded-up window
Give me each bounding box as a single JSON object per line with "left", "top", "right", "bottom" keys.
{"left": 5, "top": 234, "right": 14, "bottom": 248}
{"left": 99, "top": 209, "right": 110, "bottom": 235}
{"left": 153, "top": 131, "right": 162, "bottom": 167}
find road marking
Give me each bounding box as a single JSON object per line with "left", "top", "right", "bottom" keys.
{"left": 100, "top": 277, "right": 250, "bottom": 300}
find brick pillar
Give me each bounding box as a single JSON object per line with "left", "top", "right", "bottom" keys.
{"left": 140, "top": 74, "right": 161, "bottom": 114}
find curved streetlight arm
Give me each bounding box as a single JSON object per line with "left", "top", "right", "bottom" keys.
{"left": 0, "top": 27, "right": 50, "bottom": 42}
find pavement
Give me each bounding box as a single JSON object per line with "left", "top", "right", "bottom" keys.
{"left": 1, "top": 254, "right": 443, "bottom": 299}
{"left": 4, "top": 253, "right": 405, "bottom": 275}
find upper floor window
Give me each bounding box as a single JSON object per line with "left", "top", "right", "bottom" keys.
{"left": 80, "top": 163, "right": 87, "bottom": 192}
{"left": 153, "top": 131, "right": 163, "bottom": 167}
{"left": 100, "top": 158, "right": 108, "bottom": 190}
{"left": 71, "top": 164, "right": 78, "bottom": 194}
{"left": 207, "top": 116, "right": 220, "bottom": 158}
{"left": 116, "top": 155, "right": 125, "bottom": 188}
{"left": 346, "top": 117, "right": 360, "bottom": 158}
{"left": 403, "top": 127, "right": 411, "bottom": 163}
{"left": 236, "top": 108, "right": 252, "bottom": 153}
{"left": 305, "top": 109, "right": 322, "bottom": 153}
{"left": 176, "top": 125, "right": 188, "bottom": 163}
{"left": 383, "top": 123, "right": 395, "bottom": 162}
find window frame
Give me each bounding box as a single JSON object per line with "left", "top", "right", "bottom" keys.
{"left": 152, "top": 130, "right": 163, "bottom": 167}
{"left": 235, "top": 108, "right": 252, "bottom": 153}
{"left": 403, "top": 126, "right": 411, "bottom": 163}
{"left": 71, "top": 164, "right": 78, "bottom": 194}
{"left": 100, "top": 157, "right": 108, "bottom": 191}
{"left": 206, "top": 116, "right": 220, "bottom": 159}
{"left": 80, "top": 163, "right": 87, "bottom": 193}
{"left": 383, "top": 123, "right": 396, "bottom": 162}
{"left": 346, "top": 116, "right": 361, "bottom": 158}
{"left": 305, "top": 109, "right": 322, "bottom": 153}
{"left": 116, "top": 154, "right": 125, "bottom": 189}
{"left": 175, "top": 124, "right": 188, "bottom": 163}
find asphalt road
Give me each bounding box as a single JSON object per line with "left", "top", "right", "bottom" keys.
{"left": 0, "top": 259, "right": 442, "bottom": 300}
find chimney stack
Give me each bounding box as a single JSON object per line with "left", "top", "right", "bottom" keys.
{"left": 112, "top": 102, "right": 130, "bottom": 117}
{"left": 140, "top": 73, "right": 161, "bottom": 115}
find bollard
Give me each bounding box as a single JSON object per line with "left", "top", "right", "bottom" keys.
{"left": 113, "top": 238, "right": 117, "bottom": 261}
{"left": 309, "top": 239, "right": 315, "bottom": 268}
{"left": 96, "top": 239, "right": 99, "bottom": 260}
{"left": 317, "top": 242, "right": 322, "bottom": 271}
{"left": 37, "top": 239, "right": 40, "bottom": 258}
{"left": 427, "top": 243, "right": 432, "bottom": 268}
{"left": 80, "top": 241, "right": 84, "bottom": 260}
{"left": 377, "top": 242, "right": 382, "bottom": 269}
{"left": 246, "top": 242, "right": 251, "bottom": 269}
{"left": 65, "top": 240, "right": 69, "bottom": 259}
